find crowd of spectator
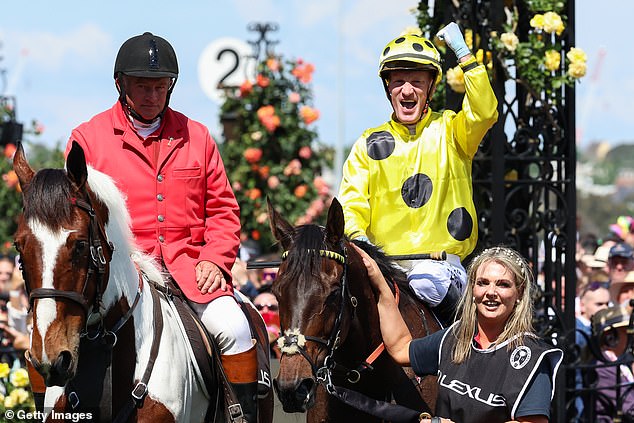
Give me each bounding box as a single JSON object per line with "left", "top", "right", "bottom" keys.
{"left": 573, "top": 215, "right": 634, "bottom": 421}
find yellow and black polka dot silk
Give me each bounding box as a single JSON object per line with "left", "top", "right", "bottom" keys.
{"left": 338, "top": 57, "right": 498, "bottom": 260}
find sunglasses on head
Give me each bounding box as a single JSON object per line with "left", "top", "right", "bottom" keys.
{"left": 255, "top": 303, "right": 279, "bottom": 311}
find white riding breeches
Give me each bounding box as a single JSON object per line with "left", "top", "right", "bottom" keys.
{"left": 403, "top": 254, "right": 467, "bottom": 307}
{"left": 190, "top": 296, "right": 253, "bottom": 355}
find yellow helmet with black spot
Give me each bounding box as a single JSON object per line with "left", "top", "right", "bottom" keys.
{"left": 378, "top": 34, "right": 442, "bottom": 88}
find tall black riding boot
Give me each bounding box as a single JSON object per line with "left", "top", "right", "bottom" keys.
{"left": 230, "top": 381, "right": 258, "bottom": 423}
{"left": 432, "top": 283, "right": 461, "bottom": 328}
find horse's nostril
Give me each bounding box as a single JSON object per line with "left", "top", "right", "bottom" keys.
{"left": 296, "top": 378, "right": 316, "bottom": 404}
{"left": 53, "top": 350, "right": 73, "bottom": 375}
{"left": 44, "top": 350, "right": 75, "bottom": 387}
{"left": 274, "top": 377, "right": 317, "bottom": 412}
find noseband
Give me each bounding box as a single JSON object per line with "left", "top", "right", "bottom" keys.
{"left": 277, "top": 245, "right": 361, "bottom": 391}
{"left": 28, "top": 195, "right": 114, "bottom": 318}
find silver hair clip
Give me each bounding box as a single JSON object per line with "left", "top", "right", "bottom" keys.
{"left": 488, "top": 247, "right": 528, "bottom": 278}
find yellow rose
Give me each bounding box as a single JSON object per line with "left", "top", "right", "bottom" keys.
{"left": 500, "top": 32, "right": 519, "bottom": 52}
{"left": 544, "top": 50, "right": 561, "bottom": 71}
{"left": 446, "top": 66, "right": 465, "bottom": 93}
{"left": 543, "top": 12, "right": 565, "bottom": 35}
{"left": 10, "top": 368, "right": 30, "bottom": 388}
{"left": 0, "top": 363, "right": 10, "bottom": 379}
{"left": 4, "top": 395, "right": 16, "bottom": 409}
{"left": 530, "top": 14, "right": 545, "bottom": 30}
{"left": 567, "top": 47, "right": 587, "bottom": 64}
{"left": 9, "top": 388, "right": 29, "bottom": 404}
{"left": 568, "top": 61, "right": 587, "bottom": 78}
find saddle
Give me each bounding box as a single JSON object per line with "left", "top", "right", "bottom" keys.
{"left": 153, "top": 278, "right": 272, "bottom": 421}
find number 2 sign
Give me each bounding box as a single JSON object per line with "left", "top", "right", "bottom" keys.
{"left": 198, "top": 37, "right": 255, "bottom": 103}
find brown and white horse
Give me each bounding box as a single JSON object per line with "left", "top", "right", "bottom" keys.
{"left": 13, "top": 143, "right": 216, "bottom": 422}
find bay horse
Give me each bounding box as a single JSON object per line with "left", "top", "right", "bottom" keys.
{"left": 267, "top": 197, "right": 441, "bottom": 422}
{"left": 13, "top": 142, "right": 270, "bottom": 422}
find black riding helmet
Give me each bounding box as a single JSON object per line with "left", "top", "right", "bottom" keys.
{"left": 114, "top": 32, "right": 178, "bottom": 123}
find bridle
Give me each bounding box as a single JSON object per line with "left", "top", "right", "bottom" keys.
{"left": 277, "top": 243, "right": 361, "bottom": 393}
{"left": 27, "top": 195, "right": 113, "bottom": 322}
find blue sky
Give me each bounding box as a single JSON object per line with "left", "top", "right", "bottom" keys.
{"left": 0, "top": 0, "right": 629, "bottom": 155}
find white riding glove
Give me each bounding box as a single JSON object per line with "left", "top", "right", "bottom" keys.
{"left": 437, "top": 22, "right": 471, "bottom": 60}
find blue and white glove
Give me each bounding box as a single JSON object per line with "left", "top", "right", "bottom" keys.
{"left": 436, "top": 22, "right": 471, "bottom": 60}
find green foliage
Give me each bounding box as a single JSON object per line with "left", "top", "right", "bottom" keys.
{"left": 0, "top": 145, "right": 21, "bottom": 254}
{"left": 219, "top": 56, "right": 333, "bottom": 253}
{"left": 578, "top": 192, "right": 634, "bottom": 240}
{"left": 525, "top": 0, "right": 565, "bottom": 13}
{"left": 589, "top": 145, "right": 634, "bottom": 185}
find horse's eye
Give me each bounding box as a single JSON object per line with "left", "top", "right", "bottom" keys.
{"left": 75, "top": 240, "right": 89, "bottom": 254}
{"left": 72, "top": 240, "right": 89, "bottom": 266}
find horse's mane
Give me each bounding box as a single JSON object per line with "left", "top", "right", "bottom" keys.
{"left": 350, "top": 239, "right": 409, "bottom": 291}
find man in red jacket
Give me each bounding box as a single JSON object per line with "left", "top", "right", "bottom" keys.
{"left": 65, "top": 32, "right": 258, "bottom": 421}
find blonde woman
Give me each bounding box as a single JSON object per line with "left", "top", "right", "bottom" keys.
{"left": 354, "top": 244, "right": 563, "bottom": 423}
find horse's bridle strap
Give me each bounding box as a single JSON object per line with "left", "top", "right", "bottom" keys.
{"left": 281, "top": 249, "right": 346, "bottom": 265}
{"left": 29, "top": 288, "right": 90, "bottom": 314}
{"left": 109, "top": 272, "right": 144, "bottom": 334}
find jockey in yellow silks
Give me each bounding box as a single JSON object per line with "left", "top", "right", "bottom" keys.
{"left": 338, "top": 24, "right": 498, "bottom": 326}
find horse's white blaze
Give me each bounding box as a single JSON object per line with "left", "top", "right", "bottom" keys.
{"left": 29, "top": 220, "right": 73, "bottom": 362}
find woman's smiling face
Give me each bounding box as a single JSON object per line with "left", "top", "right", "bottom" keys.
{"left": 473, "top": 260, "right": 519, "bottom": 329}
{"left": 387, "top": 69, "right": 435, "bottom": 124}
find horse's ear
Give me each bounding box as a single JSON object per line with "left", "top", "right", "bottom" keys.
{"left": 267, "top": 196, "right": 293, "bottom": 250}
{"left": 67, "top": 141, "right": 88, "bottom": 189}
{"left": 12, "top": 142, "right": 35, "bottom": 192}
{"left": 325, "top": 198, "right": 344, "bottom": 245}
